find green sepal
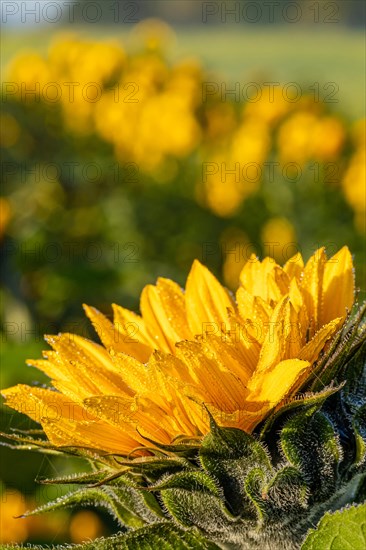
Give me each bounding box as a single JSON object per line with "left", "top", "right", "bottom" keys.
{"left": 352, "top": 405, "right": 366, "bottom": 467}
{"left": 280, "top": 408, "right": 341, "bottom": 502}
{"left": 301, "top": 502, "right": 366, "bottom": 550}
{"left": 134, "top": 430, "right": 200, "bottom": 457}
{"left": 310, "top": 302, "right": 366, "bottom": 392}
{"left": 154, "top": 471, "right": 237, "bottom": 537}
{"left": 113, "top": 473, "right": 165, "bottom": 521}
{"left": 243, "top": 467, "right": 308, "bottom": 526}
{"left": 0, "top": 431, "right": 112, "bottom": 465}
{"left": 342, "top": 338, "right": 366, "bottom": 413}
{"left": 0, "top": 431, "right": 60, "bottom": 453}
{"left": 2, "top": 522, "right": 220, "bottom": 549}
{"left": 39, "top": 470, "right": 113, "bottom": 485}
{"left": 20, "top": 486, "right": 147, "bottom": 529}
{"left": 112, "top": 456, "right": 193, "bottom": 482}
{"left": 262, "top": 466, "right": 308, "bottom": 521}
{"left": 200, "top": 415, "right": 271, "bottom": 516}
{"left": 244, "top": 467, "right": 267, "bottom": 522}
{"left": 259, "top": 384, "right": 343, "bottom": 439}
{"left": 80, "top": 522, "right": 221, "bottom": 549}
{"left": 149, "top": 470, "right": 220, "bottom": 496}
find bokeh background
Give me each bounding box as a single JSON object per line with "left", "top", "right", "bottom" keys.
{"left": 1, "top": 0, "right": 365, "bottom": 544}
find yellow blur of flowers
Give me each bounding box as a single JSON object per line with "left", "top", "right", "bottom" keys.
{"left": 2, "top": 247, "right": 354, "bottom": 456}
{"left": 5, "top": 31, "right": 201, "bottom": 171}
{"left": 277, "top": 111, "right": 345, "bottom": 165}
{"left": 0, "top": 489, "right": 29, "bottom": 543}
{"left": 342, "top": 119, "right": 366, "bottom": 233}
{"left": 200, "top": 117, "right": 270, "bottom": 217}
{"left": 261, "top": 218, "right": 297, "bottom": 263}
{"left": 0, "top": 197, "right": 12, "bottom": 240}
{"left": 197, "top": 90, "right": 346, "bottom": 217}
{"left": 69, "top": 510, "right": 106, "bottom": 544}
{"left": 4, "top": 26, "right": 363, "bottom": 227}
{"left": 0, "top": 488, "right": 68, "bottom": 543}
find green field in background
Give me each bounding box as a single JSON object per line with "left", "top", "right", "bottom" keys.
{"left": 1, "top": 26, "right": 365, "bottom": 119}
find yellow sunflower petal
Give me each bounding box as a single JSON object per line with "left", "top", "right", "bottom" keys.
{"left": 2, "top": 385, "right": 145, "bottom": 454}
{"left": 1, "top": 385, "right": 88, "bottom": 424}
{"left": 200, "top": 333, "right": 254, "bottom": 383}
{"left": 46, "top": 333, "right": 114, "bottom": 373}
{"left": 301, "top": 247, "right": 327, "bottom": 331}
{"left": 185, "top": 260, "right": 234, "bottom": 335}
{"left": 256, "top": 295, "right": 289, "bottom": 372}
{"left": 298, "top": 317, "right": 343, "bottom": 363}
{"left": 112, "top": 303, "right": 154, "bottom": 357}
{"left": 202, "top": 400, "right": 267, "bottom": 433}
{"left": 226, "top": 312, "right": 262, "bottom": 372}
{"left": 140, "top": 278, "right": 191, "bottom": 353}
{"left": 42, "top": 417, "right": 143, "bottom": 455}
{"left": 84, "top": 304, "right": 151, "bottom": 363}
{"left": 239, "top": 257, "right": 290, "bottom": 305}
{"left": 321, "top": 246, "right": 355, "bottom": 325}
{"left": 237, "top": 287, "right": 273, "bottom": 334}
{"left": 283, "top": 253, "right": 304, "bottom": 280}
{"left": 108, "top": 351, "right": 150, "bottom": 395}
{"left": 176, "top": 340, "right": 247, "bottom": 412}
{"left": 27, "top": 356, "right": 67, "bottom": 382}
{"left": 247, "top": 358, "right": 311, "bottom": 406}
{"left": 239, "top": 256, "right": 274, "bottom": 301}
{"left": 43, "top": 334, "right": 132, "bottom": 398}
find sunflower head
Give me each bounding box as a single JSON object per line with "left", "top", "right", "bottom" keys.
{"left": 1, "top": 246, "right": 365, "bottom": 549}
{"left": 2, "top": 246, "right": 356, "bottom": 456}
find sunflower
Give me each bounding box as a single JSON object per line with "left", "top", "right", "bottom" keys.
{"left": 2, "top": 247, "right": 354, "bottom": 457}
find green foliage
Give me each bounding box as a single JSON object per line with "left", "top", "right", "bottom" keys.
{"left": 301, "top": 503, "right": 366, "bottom": 550}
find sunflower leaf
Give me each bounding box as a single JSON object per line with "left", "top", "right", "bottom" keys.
{"left": 301, "top": 503, "right": 366, "bottom": 550}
